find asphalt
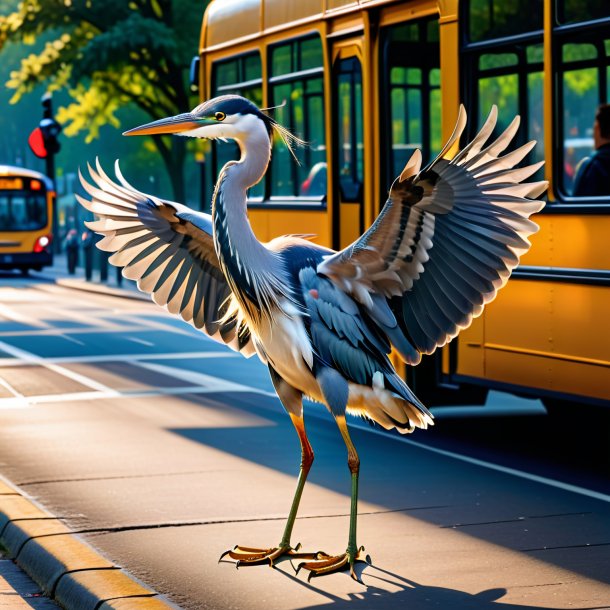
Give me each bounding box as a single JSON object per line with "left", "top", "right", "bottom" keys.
{"left": 0, "top": 266, "right": 608, "bottom": 610}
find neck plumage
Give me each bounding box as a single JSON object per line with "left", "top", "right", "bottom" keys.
{"left": 211, "top": 125, "right": 286, "bottom": 319}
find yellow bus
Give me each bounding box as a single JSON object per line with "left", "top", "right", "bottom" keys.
{"left": 194, "top": 0, "right": 610, "bottom": 409}
{"left": 0, "top": 165, "right": 54, "bottom": 275}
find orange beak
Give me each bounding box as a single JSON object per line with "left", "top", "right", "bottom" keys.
{"left": 123, "top": 112, "right": 204, "bottom": 136}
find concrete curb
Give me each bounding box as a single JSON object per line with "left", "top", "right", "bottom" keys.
{"left": 0, "top": 476, "right": 177, "bottom": 610}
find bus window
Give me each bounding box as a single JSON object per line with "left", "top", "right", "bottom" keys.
{"left": 556, "top": 30, "right": 610, "bottom": 198}
{"left": 468, "top": 0, "right": 542, "bottom": 43}
{"left": 0, "top": 192, "right": 47, "bottom": 232}
{"left": 462, "top": 1, "right": 543, "bottom": 181}
{"left": 557, "top": 0, "right": 610, "bottom": 24}
{"left": 336, "top": 57, "right": 363, "bottom": 202}
{"left": 380, "top": 18, "right": 441, "bottom": 187}
{"left": 211, "top": 52, "right": 263, "bottom": 201}
{"left": 269, "top": 35, "right": 326, "bottom": 201}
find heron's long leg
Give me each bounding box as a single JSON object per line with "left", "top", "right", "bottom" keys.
{"left": 337, "top": 415, "right": 360, "bottom": 559}
{"left": 219, "top": 370, "right": 326, "bottom": 567}
{"left": 278, "top": 410, "right": 314, "bottom": 548}
{"left": 296, "top": 414, "right": 369, "bottom": 581}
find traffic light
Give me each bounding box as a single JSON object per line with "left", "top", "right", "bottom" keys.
{"left": 39, "top": 117, "right": 62, "bottom": 155}
{"left": 28, "top": 93, "right": 62, "bottom": 159}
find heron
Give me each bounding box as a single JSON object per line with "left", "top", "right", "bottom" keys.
{"left": 78, "top": 95, "right": 547, "bottom": 581}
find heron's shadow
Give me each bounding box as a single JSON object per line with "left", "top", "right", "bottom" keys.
{"left": 268, "top": 561, "right": 604, "bottom": 610}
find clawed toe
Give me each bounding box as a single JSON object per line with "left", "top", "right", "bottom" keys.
{"left": 219, "top": 543, "right": 324, "bottom": 568}
{"left": 295, "top": 546, "right": 370, "bottom": 582}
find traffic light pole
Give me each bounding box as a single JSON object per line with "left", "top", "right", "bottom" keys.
{"left": 41, "top": 93, "right": 60, "bottom": 253}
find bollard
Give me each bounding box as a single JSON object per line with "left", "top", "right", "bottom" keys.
{"left": 99, "top": 249, "right": 108, "bottom": 283}
{"left": 81, "top": 230, "right": 93, "bottom": 281}
{"left": 64, "top": 229, "right": 79, "bottom": 275}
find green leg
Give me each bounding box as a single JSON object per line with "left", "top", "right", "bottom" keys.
{"left": 296, "top": 415, "right": 370, "bottom": 582}
{"left": 347, "top": 470, "right": 359, "bottom": 557}
{"left": 220, "top": 411, "right": 323, "bottom": 567}
{"left": 279, "top": 412, "right": 314, "bottom": 548}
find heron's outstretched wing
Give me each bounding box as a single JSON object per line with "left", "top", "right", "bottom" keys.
{"left": 78, "top": 161, "right": 255, "bottom": 357}
{"left": 318, "top": 105, "right": 547, "bottom": 364}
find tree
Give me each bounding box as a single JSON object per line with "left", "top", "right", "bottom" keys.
{"left": 0, "top": 0, "right": 208, "bottom": 201}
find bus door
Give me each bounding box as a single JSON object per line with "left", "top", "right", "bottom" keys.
{"left": 331, "top": 44, "right": 365, "bottom": 250}
{"left": 380, "top": 16, "right": 441, "bottom": 191}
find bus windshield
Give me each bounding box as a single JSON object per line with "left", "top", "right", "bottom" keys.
{"left": 0, "top": 191, "right": 48, "bottom": 232}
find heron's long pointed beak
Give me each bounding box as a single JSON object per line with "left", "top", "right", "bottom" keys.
{"left": 123, "top": 113, "right": 209, "bottom": 136}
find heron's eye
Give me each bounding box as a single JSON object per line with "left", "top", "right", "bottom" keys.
{"left": 215, "top": 112, "right": 226, "bottom": 121}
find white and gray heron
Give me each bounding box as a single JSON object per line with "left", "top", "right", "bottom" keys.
{"left": 78, "top": 95, "right": 547, "bottom": 581}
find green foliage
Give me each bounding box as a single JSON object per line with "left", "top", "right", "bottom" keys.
{"left": 468, "top": 0, "right": 543, "bottom": 42}
{"left": 0, "top": 0, "right": 210, "bottom": 200}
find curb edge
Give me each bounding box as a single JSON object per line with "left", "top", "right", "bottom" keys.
{"left": 0, "top": 474, "right": 177, "bottom": 610}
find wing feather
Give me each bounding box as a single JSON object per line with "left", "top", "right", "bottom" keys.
{"left": 77, "top": 162, "right": 255, "bottom": 357}
{"left": 318, "top": 105, "right": 547, "bottom": 361}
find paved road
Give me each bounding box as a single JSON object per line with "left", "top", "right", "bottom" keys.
{"left": 0, "top": 273, "right": 608, "bottom": 610}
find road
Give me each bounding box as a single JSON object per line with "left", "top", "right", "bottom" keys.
{"left": 0, "top": 273, "right": 608, "bottom": 610}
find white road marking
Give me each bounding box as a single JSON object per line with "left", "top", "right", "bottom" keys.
{"left": 0, "top": 374, "right": 26, "bottom": 406}
{"left": 349, "top": 422, "right": 610, "bottom": 505}
{"left": 44, "top": 305, "right": 118, "bottom": 329}
{"left": 136, "top": 361, "right": 263, "bottom": 394}
{"left": 0, "top": 340, "right": 120, "bottom": 396}
{"left": 57, "top": 334, "right": 86, "bottom": 346}
{"left": 126, "top": 337, "right": 155, "bottom": 347}
{"left": 135, "top": 361, "right": 610, "bottom": 505}
{"left": 118, "top": 313, "right": 197, "bottom": 337}
{"left": 0, "top": 350, "right": 237, "bottom": 368}
{"left": 6, "top": 286, "right": 603, "bottom": 506}
{"left": 0, "top": 384, "right": 259, "bottom": 409}
{"left": 0, "top": 325, "right": 176, "bottom": 338}
{"left": 0, "top": 303, "right": 49, "bottom": 328}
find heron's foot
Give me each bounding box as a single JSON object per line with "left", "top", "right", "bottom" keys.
{"left": 295, "top": 545, "right": 371, "bottom": 583}
{"left": 219, "top": 543, "right": 327, "bottom": 568}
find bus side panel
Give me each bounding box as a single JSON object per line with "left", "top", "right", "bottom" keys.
{"left": 519, "top": 214, "right": 610, "bottom": 271}
{"left": 481, "top": 280, "right": 553, "bottom": 391}
{"left": 483, "top": 280, "right": 610, "bottom": 402}
{"left": 248, "top": 208, "right": 331, "bottom": 246}
{"left": 0, "top": 232, "right": 40, "bottom": 253}
{"left": 456, "top": 317, "right": 485, "bottom": 378}
{"left": 338, "top": 202, "right": 361, "bottom": 249}
{"left": 248, "top": 210, "right": 269, "bottom": 243}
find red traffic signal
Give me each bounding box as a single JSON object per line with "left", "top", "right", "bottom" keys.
{"left": 28, "top": 127, "right": 48, "bottom": 159}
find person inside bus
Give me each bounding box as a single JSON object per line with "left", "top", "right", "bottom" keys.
{"left": 572, "top": 104, "right": 610, "bottom": 197}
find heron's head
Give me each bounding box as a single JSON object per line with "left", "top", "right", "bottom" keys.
{"left": 124, "top": 95, "right": 301, "bottom": 153}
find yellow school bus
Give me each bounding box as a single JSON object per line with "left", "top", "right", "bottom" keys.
{"left": 0, "top": 165, "right": 54, "bottom": 275}
{"left": 195, "top": 0, "right": 610, "bottom": 409}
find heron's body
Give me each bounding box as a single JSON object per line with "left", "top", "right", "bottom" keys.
{"left": 79, "top": 94, "right": 547, "bottom": 580}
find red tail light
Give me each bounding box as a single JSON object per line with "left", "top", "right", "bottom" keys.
{"left": 34, "top": 235, "right": 52, "bottom": 253}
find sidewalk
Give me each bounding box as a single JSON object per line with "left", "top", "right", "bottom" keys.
{"left": 37, "top": 252, "right": 147, "bottom": 301}
{"left": 0, "top": 477, "right": 176, "bottom": 610}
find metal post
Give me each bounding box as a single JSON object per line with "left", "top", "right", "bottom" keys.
{"left": 41, "top": 93, "right": 60, "bottom": 253}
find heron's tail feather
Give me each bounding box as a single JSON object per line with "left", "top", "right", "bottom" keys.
{"left": 347, "top": 374, "right": 433, "bottom": 434}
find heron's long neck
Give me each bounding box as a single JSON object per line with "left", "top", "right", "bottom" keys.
{"left": 212, "top": 129, "right": 284, "bottom": 315}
